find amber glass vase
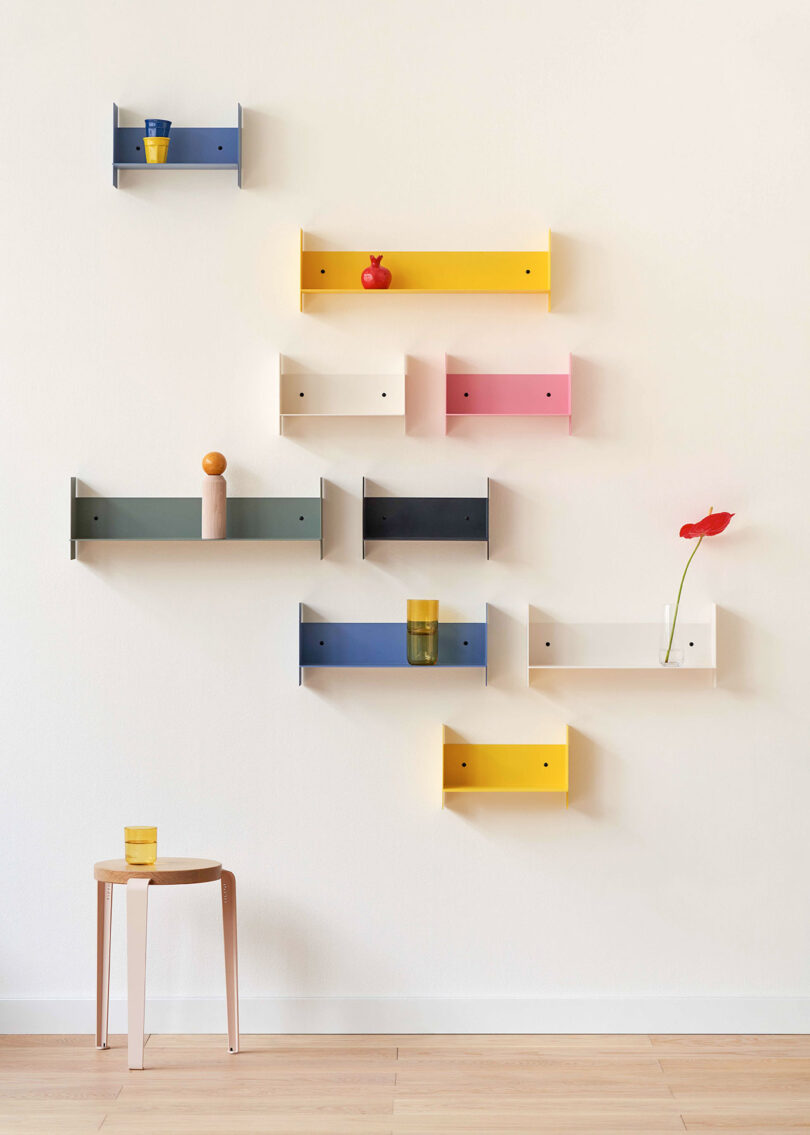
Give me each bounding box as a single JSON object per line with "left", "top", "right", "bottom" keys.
{"left": 124, "top": 826, "right": 157, "bottom": 866}
{"left": 407, "top": 600, "right": 439, "bottom": 665}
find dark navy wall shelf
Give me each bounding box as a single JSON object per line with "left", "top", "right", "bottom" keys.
{"left": 298, "top": 603, "right": 489, "bottom": 685}
{"left": 112, "top": 103, "right": 242, "bottom": 187}
{"left": 70, "top": 477, "right": 323, "bottom": 559}
{"left": 361, "top": 477, "right": 490, "bottom": 559}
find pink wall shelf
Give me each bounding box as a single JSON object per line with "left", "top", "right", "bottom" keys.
{"left": 444, "top": 354, "right": 572, "bottom": 435}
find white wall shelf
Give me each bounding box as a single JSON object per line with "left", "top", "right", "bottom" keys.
{"left": 527, "top": 605, "right": 718, "bottom": 681}
{"left": 278, "top": 355, "right": 406, "bottom": 434}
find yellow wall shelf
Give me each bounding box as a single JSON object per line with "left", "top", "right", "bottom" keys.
{"left": 299, "top": 230, "right": 551, "bottom": 310}
{"left": 441, "top": 725, "right": 569, "bottom": 808}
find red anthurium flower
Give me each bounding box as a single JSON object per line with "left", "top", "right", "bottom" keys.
{"left": 680, "top": 511, "right": 734, "bottom": 539}
{"left": 663, "top": 506, "right": 734, "bottom": 664}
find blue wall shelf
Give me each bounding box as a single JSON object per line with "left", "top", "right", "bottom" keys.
{"left": 112, "top": 103, "right": 242, "bottom": 187}
{"left": 70, "top": 477, "right": 323, "bottom": 559}
{"left": 362, "top": 477, "right": 490, "bottom": 559}
{"left": 298, "top": 603, "right": 489, "bottom": 685}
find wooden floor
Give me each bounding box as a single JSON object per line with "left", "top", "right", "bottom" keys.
{"left": 1, "top": 1034, "right": 809, "bottom": 1133}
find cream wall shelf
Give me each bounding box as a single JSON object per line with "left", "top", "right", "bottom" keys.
{"left": 527, "top": 605, "right": 718, "bottom": 681}
{"left": 278, "top": 356, "right": 406, "bottom": 434}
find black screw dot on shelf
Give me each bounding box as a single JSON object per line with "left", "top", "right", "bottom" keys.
{"left": 217, "top": 145, "right": 223, "bottom": 151}
{"left": 463, "top": 640, "right": 469, "bottom": 646}
{"left": 319, "top": 641, "right": 325, "bottom": 647}
{"left": 299, "top": 392, "right": 304, "bottom": 397}
{"left": 464, "top": 392, "right": 469, "bottom": 397}
{"left": 320, "top": 268, "right": 325, "bottom": 274}
{"left": 299, "top": 516, "right": 304, "bottom": 521}
{"left": 545, "top": 641, "right": 551, "bottom": 647}
{"left": 135, "top": 145, "right": 141, "bottom": 151}
{"left": 546, "top": 392, "right": 551, "bottom": 397}
{"left": 525, "top": 268, "right": 531, "bottom": 274}
{"left": 93, "top": 516, "right": 99, "bottom": 522}
{"left": 382, "top": 392, "right": 387, "bottom": 397}
{"left": 461, "top": 762, "right": 467, "bottom": 767}
{"left": 689, "top": 641, "right": 695, "bottom": 647}
{"left": 544, "top": 762, "right": 548, "bottom": 767}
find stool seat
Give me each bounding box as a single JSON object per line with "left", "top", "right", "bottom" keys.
{"left": 94, "top": 857, "right": 222, "bottom": 886}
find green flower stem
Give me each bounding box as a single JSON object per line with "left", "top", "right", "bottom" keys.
{"left": 664, "top": 505, "right": 712, "bottom": 663}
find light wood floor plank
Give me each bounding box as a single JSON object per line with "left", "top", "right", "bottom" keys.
{"left": 3, "top": 1032, "right": 810, "bottom": 1133}
{"left": 652, "top": 1034, "right": 810, "bottom": 1056}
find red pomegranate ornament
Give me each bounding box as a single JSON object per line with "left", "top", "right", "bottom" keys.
{"left": 361, "top": 254, "right": 392, "bottom": 290}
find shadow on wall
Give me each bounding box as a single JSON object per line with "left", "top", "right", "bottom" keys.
{"left": 487, "top": 480, "right": 534, "bottom": 568}
{"left": 240, "top": 107, "right": 285, "bottom": 191}
{"left": 403, "top": 355, "right": 445, "bottom": 437}
{"left": 567, "top": 727, "right": 609, "bottom": 819}
{"left": 715, "top": 606, "right": 752, "bottom": 695}
{"left": 238, "top": 893, "right": 400, "bottom": 1018}
{"left": 320, "top": 479, "right": 357, "bottom": 563}
{"left": 548, "top": 232, "right": 588, "bottom": 315}
{"left": 568, "top": 355, "right": 600, "bottom": 440}
{"left": 481, "top": 604, "right": 518, "bottom": 688}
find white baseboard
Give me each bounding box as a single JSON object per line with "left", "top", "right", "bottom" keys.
{"left": 1, "top": 996, "right": 809, "bottom": 1034}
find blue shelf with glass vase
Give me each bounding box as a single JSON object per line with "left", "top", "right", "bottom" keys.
{"left": 112, "top": 103, "right": 242, "bottom": 186}
{"left": 298, "top": 603, "right": 489, "bottom": 686}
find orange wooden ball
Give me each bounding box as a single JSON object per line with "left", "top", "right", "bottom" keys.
{"left": 202, "top": 452, "right": 227, "bottom": 476}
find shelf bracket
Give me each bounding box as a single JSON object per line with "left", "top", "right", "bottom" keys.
{"left": 319, "top": 477, "right": 325, "bottom": 561}
{"left": 70, "top": 476, "right": 78, "bottom": 559}
{"left": 112, "top": 104, "right": 119, "bottom": 188}
{"left": 486, "top": 477, "right": 491, "bottom": 561}
{"left": 237, "top": 103, "right": 242, "bottom": 189}
{"left": 484, "top": 602, "right": 489, "bottom": 686}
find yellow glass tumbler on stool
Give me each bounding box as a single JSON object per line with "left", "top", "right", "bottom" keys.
{"left": 124, "top": 826, "right": 157, "bottom": 866}
{"left": 407, "top": 600, "right": 439, "bottom": 665}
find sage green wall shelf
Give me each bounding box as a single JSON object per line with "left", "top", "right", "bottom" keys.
{"left": 70, "top": 477, "right": 324, "bottom": 560}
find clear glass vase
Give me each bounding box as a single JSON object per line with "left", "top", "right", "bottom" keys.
{"left": 659, "top": 604, "right": 684, "bottom": 667}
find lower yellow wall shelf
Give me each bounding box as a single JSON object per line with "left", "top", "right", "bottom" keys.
{"left": 441, "top": 725, "right": 569, "bottom": 808}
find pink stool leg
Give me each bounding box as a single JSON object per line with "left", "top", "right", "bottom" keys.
{"left": 95, "top": 881, "right": 113, "bottom": 1049}
{"left": 221, "top": 870, "right": 239, "bottom": 1053}
{"left": 126, "top": 879, "right": 150, "bottom": 1070}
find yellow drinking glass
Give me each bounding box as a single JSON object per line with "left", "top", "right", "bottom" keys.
{"left": 124, "top": 826, "right": 157, "bottom": 866}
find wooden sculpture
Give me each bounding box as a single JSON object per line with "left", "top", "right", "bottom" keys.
{"left": 202, "top": 452, "right": 227, "bottom": 539}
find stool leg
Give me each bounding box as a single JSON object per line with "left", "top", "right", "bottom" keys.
{"left": 221, "top": 870, "right": 239, "bottom": 1054}
{"left": 95, "top": 882, "right": 113, "bottom": 1050}
{"left": 126, "top": 879, "right": 150, "bottom": 1070}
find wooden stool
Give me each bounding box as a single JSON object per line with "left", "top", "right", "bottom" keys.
{"left": 94, "top": 858, "right": 239, "bottom": 1069}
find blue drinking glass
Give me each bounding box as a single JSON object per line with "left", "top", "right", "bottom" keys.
{"left": 144, "top": 118, "right": 172, "bottom": 137}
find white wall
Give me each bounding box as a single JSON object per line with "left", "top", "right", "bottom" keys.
{"left": 2, "top": 0, "right": 809, "bottom": 1033}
